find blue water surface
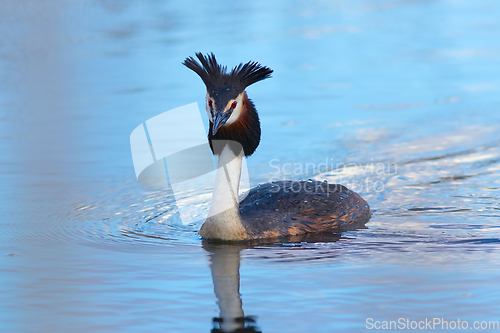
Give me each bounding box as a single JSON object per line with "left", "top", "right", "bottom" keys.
{"left": 1, "top": 1, "right": 499, "bottom": 332}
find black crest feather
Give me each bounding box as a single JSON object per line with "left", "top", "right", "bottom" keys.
{"left": 183, "top": 52, "right": 273, "bottom": 96}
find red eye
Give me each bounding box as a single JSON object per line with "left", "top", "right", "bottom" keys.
{"left": 231, "top": 101, "right": 237, "bottom": 109}
{"left": 208, "top": 100, "right": 213, "bottom": 107}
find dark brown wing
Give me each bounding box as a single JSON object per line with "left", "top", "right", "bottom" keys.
{"left": 238, "top": 180, "right": 371, "bottom": 239}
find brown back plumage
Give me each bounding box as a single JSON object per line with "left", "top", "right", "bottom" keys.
{"left": 239, "top": 180, "right": 371, "bottom": 239}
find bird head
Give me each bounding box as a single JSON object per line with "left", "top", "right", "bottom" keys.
{"left": 183, "top": 53, "right": 273, "bottom": 136}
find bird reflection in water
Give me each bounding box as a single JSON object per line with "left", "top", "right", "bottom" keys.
{"left": 202, "top": 232, "right": 343, "bottom": 332}
{"left": 204, "top": 241, "right": 261, "bottom": 333}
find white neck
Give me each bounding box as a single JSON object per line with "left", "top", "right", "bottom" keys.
{"left": 209, "top": 144, "right": 242, "bottom": 217}
{"left": 200, "top": 143, "right": 248, "bottom": 240}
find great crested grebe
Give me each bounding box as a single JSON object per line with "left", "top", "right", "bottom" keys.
{"left": 183, "top": 53, "right": 371, "bottom": 241}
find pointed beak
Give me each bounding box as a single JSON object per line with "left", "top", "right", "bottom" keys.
{"left": 211, "top": 111, "right": 232, "bottom": 135}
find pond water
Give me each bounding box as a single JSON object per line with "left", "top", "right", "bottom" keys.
{"left": 1, "top": 1, "right": 500, "bottom": 332}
